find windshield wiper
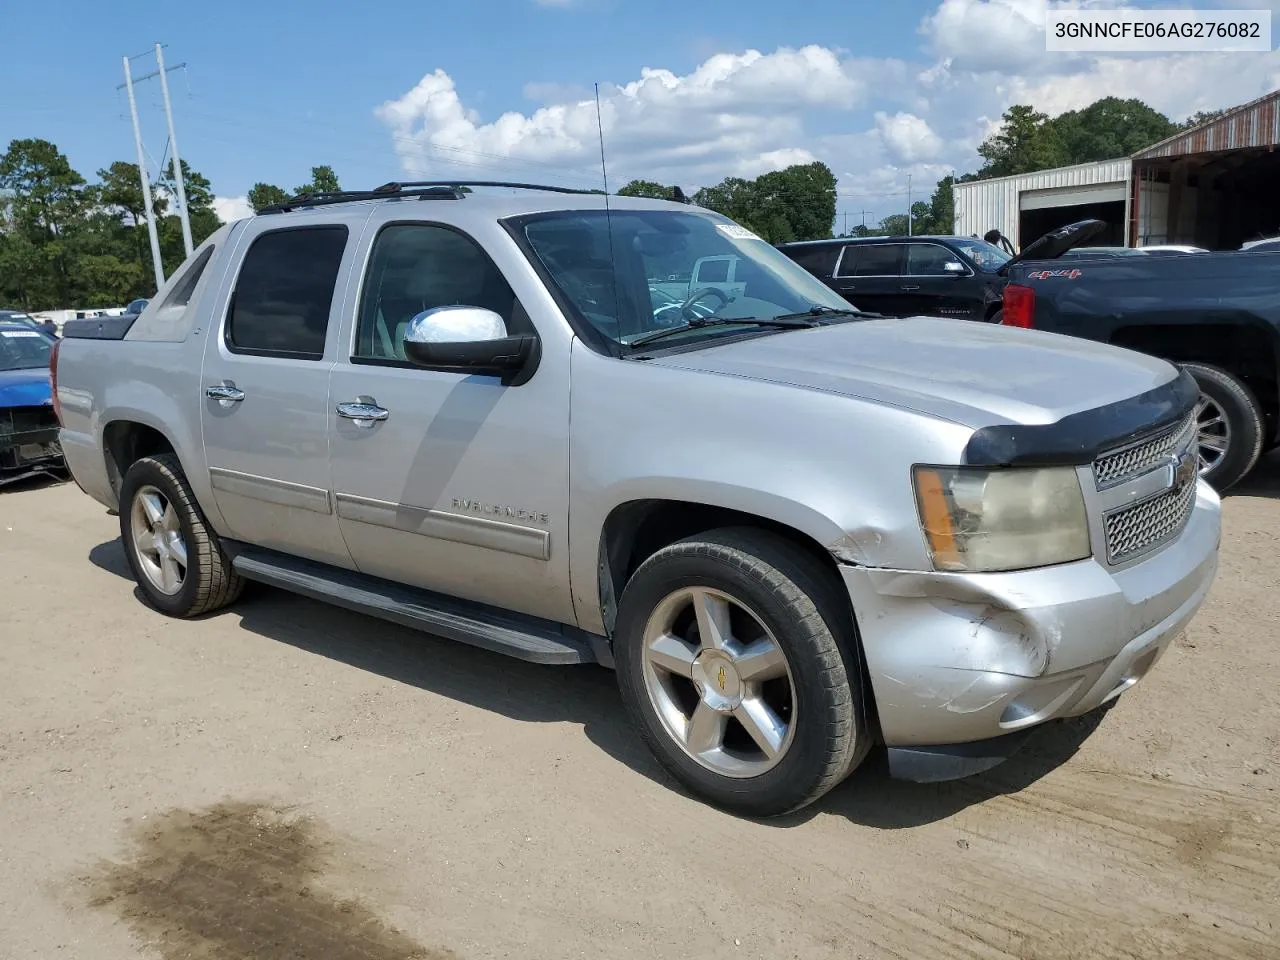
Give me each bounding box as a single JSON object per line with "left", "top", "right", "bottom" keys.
{"left": 771, "top": 305, "right": 878, "bottom": 322}
{"left": 628, "top": 315, "right": 816, "bottom": 348}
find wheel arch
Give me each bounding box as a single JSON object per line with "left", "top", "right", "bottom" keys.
{"left": 1108, "top": 321, "right": 1279, "bottom": 444}
{"left": 595, "top": 496, "right": 851, "bottom": 641}
{"left": 101, "top": 419, "right": 181, "bottom": 505}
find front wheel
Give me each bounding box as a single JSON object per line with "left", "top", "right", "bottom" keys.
{"left": 613, "top": 528, "right": 871, "bottom": 817}
{"left": 1181, "top": 363, "right": 1265, "bottom": 491}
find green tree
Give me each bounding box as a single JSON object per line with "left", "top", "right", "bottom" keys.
{"left": 1051, "top": 97, "right": 1177, "bottom": 164}
{"left": 910, "top": 174, "right": 955, "bottom": 235}
{"left": 878, "top": 213, "right": 910, "bottom": 236}
{"left": 1179, "top": 108, "right": 1228, "bottom": 130}
{"left": 617, "top": 179, "right": 675, "bottom": 199}
{"left": 295, "top": 164, "right": 341, "bottom": 195}
{"left": 162, "top": 158, "right": 215, "bottom": 214}
{"left": 693, "top": 162, "right": 838, "bottom": 243}
{"left": 975, "top": 105, "right": 1067, "bottom": 179}
{"left": 248, "top": 182, "right": 291, "bottom": 212}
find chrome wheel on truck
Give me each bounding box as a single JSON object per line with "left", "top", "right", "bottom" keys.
{"left": 614, "top": 527, "right": 871, "bottom": 817}
{"left": 641, "top": 586, "right": 797, "bottom": 778}
{"left": 130, "top": 484, "right": 188, "bottom": 595}
{"left": 1181, "top": 363, "right": 1265, "bottom": 491}
{"left": 119, "top": 453, "right": 243, "bottom": 617}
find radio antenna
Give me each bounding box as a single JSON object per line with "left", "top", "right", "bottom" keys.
{"left": 594, "top": 81, "right": 625, "bottom": 343}
{"left": 594, "top": 82, "right": 611, "bottom": 202}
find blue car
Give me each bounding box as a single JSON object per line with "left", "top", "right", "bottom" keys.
{"left": 0, "top": 321, "right": 64, "bottom": 485}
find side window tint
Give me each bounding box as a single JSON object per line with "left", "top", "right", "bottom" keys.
{"left": 788, "top": 245, "right": 838, "bottom": 276}
{"left": 907, "top": 244, "right": 965, "bottom": 276}
{"left": 853, "top": 245, "right": 903, "bottom": 276}
{"left": 355, "top": 224, "right": 518, "bottom": 362}
{"left": 834, "top": 246, "right": 860, "bottom": 277}
{"left": 227, "top": 226, "right": 348, "bottom": 359}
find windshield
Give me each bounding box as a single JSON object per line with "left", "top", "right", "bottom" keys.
{"left": 518, "top": 210, "right": 855, "bottom": 350}
{"left": 0, "top": 327, "right": 53, "bottom": 371}
{"left": 949, "top": 237, "right": 1011, "bottom": 270}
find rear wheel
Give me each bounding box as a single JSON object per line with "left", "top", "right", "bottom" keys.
{"left": 613, "top": 528, "right": 871, "bottom": 817}
{"left": 119, "top": 453, "right": 243, "bottom": 617}
{"left": 1181, "top": 363, "right": 1265, "bottom": 491}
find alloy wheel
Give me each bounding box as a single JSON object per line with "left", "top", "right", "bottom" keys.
{"left": 1195, "top": 393, "right": 1232, "bottom": 474}
{"left": 130, "top": 484, "right": 189, "bottom": 596}
{"left": 640, "top": 586, "right": 796, "bottom": 778}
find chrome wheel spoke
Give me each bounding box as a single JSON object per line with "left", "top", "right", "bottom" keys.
{"left": 1198, "top": 415, "right": 1224, "bottom": 431}
{"left": 1199, "top": 434, "right": 1228, "bottom": 454}
{"left": 647, "top": 633, "right": 697, "bottom": 679}
{"left": 734, "top": 638, "right": 787, "bottom": 682}
{"left": 734, "top": 697, "right": 786, "bottom": 759}
{"left": 139, "top": 491, "right": 165, "bottom": 529}
{"left": 640, "top": 584, "right": 797, "bottom": 779}
{"left": 692, "top": 589, "right": 732, "bottom": 651}
{"left": 159, "top": 556, "right": 182, "bottom": 593}
{"left": 685, "top": 702, "right": 727, "bottom": 755}
{"left": 169, "top": 535, "right": 188, "bottom": 570}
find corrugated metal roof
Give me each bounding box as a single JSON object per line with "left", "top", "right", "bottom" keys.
{"left": 1132, "top": 88, "right": 1280, "bottom": 159}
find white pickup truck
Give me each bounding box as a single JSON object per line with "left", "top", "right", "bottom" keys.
{"left": 52, "top": 182, "right": 1220, "bottom": 816}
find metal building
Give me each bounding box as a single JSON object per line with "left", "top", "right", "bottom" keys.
{"left": 953, "top": 87, "right": 1280, "bottom": 251}
{"left": 953, "top": 159, "right": 1132, "bottom": 248}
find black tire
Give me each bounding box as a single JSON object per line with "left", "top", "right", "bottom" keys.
{"left": 118, "top": 452, "right": 243, "bottom": 617}
{"left": 1181, "top": 363, "right": 1265, "bottom": 491}
{"left": 613, "top": 527, "right": 871, "bottom": 817}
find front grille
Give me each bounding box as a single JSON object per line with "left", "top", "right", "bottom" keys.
{"left": 1104, "top": 476, "right": 1197, "bottom": 564}
{"left": 1092, "top": 412, "right": 1196, "bottom": 488}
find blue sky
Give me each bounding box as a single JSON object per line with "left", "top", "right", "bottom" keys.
{"left": 3, "top": 0, "right": 1278, "bottom": 226}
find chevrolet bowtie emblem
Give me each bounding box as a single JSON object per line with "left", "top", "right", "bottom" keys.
{"left": 717, "top": 665, "right": 727, "bottom": 692}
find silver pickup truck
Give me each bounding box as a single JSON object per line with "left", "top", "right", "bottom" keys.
{"left": 52, "top": 182, "right": 1221, "bottom": 816}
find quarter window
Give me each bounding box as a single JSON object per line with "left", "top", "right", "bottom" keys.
{"left": 786, "top": 245, "right": 839, "bottom": 277}
{"left": 227, "top": 226, "right": 348, "bottom": 359}
{"left": 355, "top": 223, "right": 518, "bottom": 362}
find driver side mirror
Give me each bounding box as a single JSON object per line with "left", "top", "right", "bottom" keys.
{"left": 402, "top": 306, "right": 539, "bottom": 384}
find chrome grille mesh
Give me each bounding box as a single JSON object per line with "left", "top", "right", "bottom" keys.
{"left": 1092, "top": 413, "right": 1196, "bottom": 488}
{"left": 1104, "top": 473, "right": 1197, "bottom": 563}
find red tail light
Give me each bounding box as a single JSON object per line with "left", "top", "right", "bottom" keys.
{"left": 1001, "top": 284, "right": 1035, "bottom": 328}
{"left": 49, "top": 338, "right": 63, "bottom": 426}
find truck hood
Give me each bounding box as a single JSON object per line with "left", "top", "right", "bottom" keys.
{"left": 646, "top": 315, "right": 1178, "bottom": 429}
{"left": 0, "top": 368, "right": 53, "bottom": 408}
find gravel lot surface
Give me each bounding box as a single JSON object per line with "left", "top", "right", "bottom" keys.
{"left": 2, "top": 462, "right": 1278, "bottom": 960}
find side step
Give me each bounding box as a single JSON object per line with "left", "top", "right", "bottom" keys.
{"left": 228, "top": 546, "right": 604, "bottom": 666}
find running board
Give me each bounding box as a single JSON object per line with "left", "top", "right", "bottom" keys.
{"left": 228, "top": 546, "right": 604, "bottom": 666}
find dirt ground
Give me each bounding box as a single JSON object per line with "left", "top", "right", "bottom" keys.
{"left": 2, "top": 460, "right": 1278, "bottom": 960}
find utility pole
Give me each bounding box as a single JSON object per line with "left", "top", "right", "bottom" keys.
{"left": 155, "top": 43, "right": 192, "bottom": 257}
{"left": 122, "top": 55, "right": 165, "bottom": 292}
{"left": 843, "top": 211, "right": 848, "bottom": 236}
{"left": 907, "top": 174, "right": 913, "bottom": 237}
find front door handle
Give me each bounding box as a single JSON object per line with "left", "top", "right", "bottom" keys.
{"left": 206, "top": 381, "right": 245, "bottom": 402}
{"left": 336, "top": 397, "right": 389, "bottom": 426}
{"left": 900, "top": 284, "right": 920, "bottom": 291}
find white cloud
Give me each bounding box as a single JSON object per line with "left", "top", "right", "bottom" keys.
{"left": 874, "top": 112, "right": 945, "bottom": 163}
{"left": 212, "top": 195, "right": 254, "bottom": 223}
{"left": 371, "top": 2, "right": 1280, "bottom": 227}
{"left": 375, "top": 47, "right": 872, "bottom": 189}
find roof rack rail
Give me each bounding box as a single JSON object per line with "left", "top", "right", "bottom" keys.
{"left": 256, "top": 184, "right": 464, "bottom": 215}
{"left": 255, "top": 178, "right": 664, "bottom": 215}
{"left": 387, "top": 180, "right": 601, "bottom": 196}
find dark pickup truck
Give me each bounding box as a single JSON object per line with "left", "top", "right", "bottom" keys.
{"left": 1002, "top": 233, "right": 1280, "bottom": 490}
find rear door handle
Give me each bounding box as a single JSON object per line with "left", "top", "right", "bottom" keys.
{"left": 206, "top": 381, "right": 245, "bottom": 402}
{"left": 900, "top": 284, "right": 920, "bottom": 291}
{"left": 336, "top": 397, "right": 389, "bottom": 426}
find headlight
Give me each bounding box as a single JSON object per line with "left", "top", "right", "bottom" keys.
{"left": 912, "top": 465, "right": 1091, "bottom": 572}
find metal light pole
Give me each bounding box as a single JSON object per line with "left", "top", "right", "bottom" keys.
{"left": 122, "top": 55, "right": 165, "bottom": 292}
{"left": 155, "top": 42, "right": 192, "bottom": 257}
{"left": 907, "top": 174, "right": 913, "bottom": 237}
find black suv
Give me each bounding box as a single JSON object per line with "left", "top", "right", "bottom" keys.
{"left": 778, "top": 235, "right": 1016, "bottom": 322}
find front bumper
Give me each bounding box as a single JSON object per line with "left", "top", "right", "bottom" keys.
{"left": 841, "top": 480, "right": 1220, "bottom": 775}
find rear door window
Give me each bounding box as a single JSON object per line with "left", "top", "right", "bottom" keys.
{"left": 786, "top": 245, "right": 839, "bottom": 277}
{"left": 226, "top": 226, "right": 349, "bottom": 360}
{"left": 848, "top": 244, "right": 904, "bottom": 277}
